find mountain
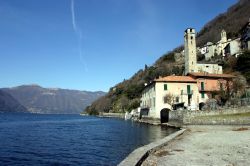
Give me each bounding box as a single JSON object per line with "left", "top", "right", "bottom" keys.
{"left": 0, "top": 90, "right": 28, "bottom": 113}
{"left": 85, "top": 0, "right": 250, "bottom": 115}
{"left": 2, "top": 85, "right": 106, "bottom": 114}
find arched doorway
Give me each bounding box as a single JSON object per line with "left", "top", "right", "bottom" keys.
{"left": 199, "top": 102, "right": 205, "bottom": 110}
{"left": 160, "top": 108, "right": 170, "bottom": 123}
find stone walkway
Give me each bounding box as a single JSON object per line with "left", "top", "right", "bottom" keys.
{"left": 142, "top": 126, "right": 250, "bottom": 166}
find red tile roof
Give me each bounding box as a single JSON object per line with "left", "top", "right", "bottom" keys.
{"left": 155, "top": 75, "right": 197, "bottom": 83}
{"left": 188, "top": 72, "right": 235, "bottom": 78}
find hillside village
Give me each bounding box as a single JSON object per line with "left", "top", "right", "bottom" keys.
{"left": 85, "top": 0, "right": 250, "bottom": 117}
{"left": 136, "top": 20, "right": 250, "bottom": 123}
{"left": 122, "top": 20, "right": 250, "bottom": 123}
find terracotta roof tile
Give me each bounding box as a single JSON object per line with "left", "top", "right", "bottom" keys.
{"left": 155, "top": 75, "right": 197, "bottom": 83}
{"left": 188, "top": 72, "right": 235, "bottom": 78}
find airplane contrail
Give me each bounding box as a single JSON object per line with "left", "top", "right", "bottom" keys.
{"left": 70, "top": 0, "right": 88, "bottom": 72}
{"left": 71, "top": 0, "right": 77, "bottom": 31}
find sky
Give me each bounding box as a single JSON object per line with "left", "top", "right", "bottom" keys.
{"left": 0, "top": 0, "right": 237, "bottom": 92}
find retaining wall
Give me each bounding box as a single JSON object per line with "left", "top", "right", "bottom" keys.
{"left": 169, "top": 106, "right": 250, "bottom": 125}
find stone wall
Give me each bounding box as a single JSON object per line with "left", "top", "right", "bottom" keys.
{"left": 169, "top": 110, "right": 184, "bottom": 127}
{"left": 169, "top": 106, "right": 250, "bottom": 126}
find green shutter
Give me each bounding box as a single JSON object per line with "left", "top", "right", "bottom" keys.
{"left": 201, "top": 82, "right": 204, "bottom": 91}
{"left": 164, "top": 84, "right": 168, "bottom": 90}
{"left": 187, "top": 85, "right": 191, "bottom": 94}
{"left": 201, "top": 92, "right": 205, "bottom": 98}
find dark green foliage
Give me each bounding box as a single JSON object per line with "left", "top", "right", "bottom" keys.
{"left": 235, "top": 51, "right": 250, "bottom": 84}
{"left": 144, "top": 66, "right": 158, "bottom": 82}
{"left": 127, "top": 98, "right": 141, "bottom": 112}
{"left": 155, "top": 52, "right": 175, "bottom": 65}
{"left": 124, "top": 83, "right": 145, "bottom": 99}
{"left": 197, "top": 53, "right": 205, "bottom": 61}
{"left": 85, "top": 106, "right": 99, "bottom": 115}
{"left": 161, "top": 52, "right": 175, "bottom": 62}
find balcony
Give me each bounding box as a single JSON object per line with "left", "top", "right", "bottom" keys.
{"left": 181, "top": 90, "right": 193, "bottom": 95}
{"left": 199, "top": 87, "right": 206, "bottom": 92}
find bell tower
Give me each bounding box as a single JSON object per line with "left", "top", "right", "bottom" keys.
{"left": 184, "top": 28, "right": 197, "bottom": 75}
{"left": 220, "top": 29, "right": 227, "bottom": 43}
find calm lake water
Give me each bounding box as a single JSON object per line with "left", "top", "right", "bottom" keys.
{"left": 0, "top": 113, "right": 178, "bottom": 166}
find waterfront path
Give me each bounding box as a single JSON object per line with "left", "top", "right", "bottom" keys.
{"left": 142, "top": 126, "right": 250, "bottom": 166}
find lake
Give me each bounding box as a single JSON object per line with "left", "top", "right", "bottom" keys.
{"left": 0, "top": 113, "right": 178, "bottom": 166}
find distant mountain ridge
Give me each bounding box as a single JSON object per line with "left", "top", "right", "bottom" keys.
{"left": 2, "top": 85, "right": 106, "bottom": 114}
{"left": 0, "top": 90, "right": 28, "bottom": 113}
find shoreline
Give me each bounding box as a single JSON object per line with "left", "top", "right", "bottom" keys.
{"left": 119, "top": 125, "right": 250, "bottom": 166}
{"left": 118, "top": 129, "right": 186, "bottom": 166}
{"left": 142, "top": 125, "right": 250, "bottom": 166}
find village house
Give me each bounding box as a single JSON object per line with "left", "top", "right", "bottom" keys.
{"left": 201, "top": 30, "right": 241, "bottom": 60}
{"left": 224, "top": 38, "right": 241, "bottom": 57}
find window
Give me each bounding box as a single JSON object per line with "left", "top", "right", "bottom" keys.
{"left": 164, "top": 84, "right": 168, "bottom": 90}
{"left": 176, "top": 97, "right": 179, "bottom": 103}
{"left": 201, "top": 82, "right": 205, "bottom": 91}
{"left": 187, "top": 85, "right": 191, "bottom": 94}
{"left": 201, "top": 92, "right": 205, "bottom": 98}
{"left": 191, "top": 36, "right": 193, "bottom": 40}
{"left": 153, "top": 97, "right": 155, "bottom": 107}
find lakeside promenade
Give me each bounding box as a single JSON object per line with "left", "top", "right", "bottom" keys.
{"left": 142, "top": 125, "right": 250, "bottom": 166}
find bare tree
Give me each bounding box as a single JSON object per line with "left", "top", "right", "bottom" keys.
{"left": 163, "top": 93, "right": 175, "bottom": 105}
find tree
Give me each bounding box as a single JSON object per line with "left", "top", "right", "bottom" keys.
{"left": 118, "top": 95, "right": 129, "bottom": 112}
{"left": 215, "top": 73, "right": 247, "bottom": 105}
{"left": 236, "top": 51, "right": 250, "bottom": 84}
{"left": 231, "top": 73, "right": 247, "bottom": 98}
{"left": 163, "top": 93, "right": 175, "bottom": 105}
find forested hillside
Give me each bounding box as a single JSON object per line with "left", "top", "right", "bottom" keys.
{"left": 85, "top": 0, "right": 250, "bottom": 115}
